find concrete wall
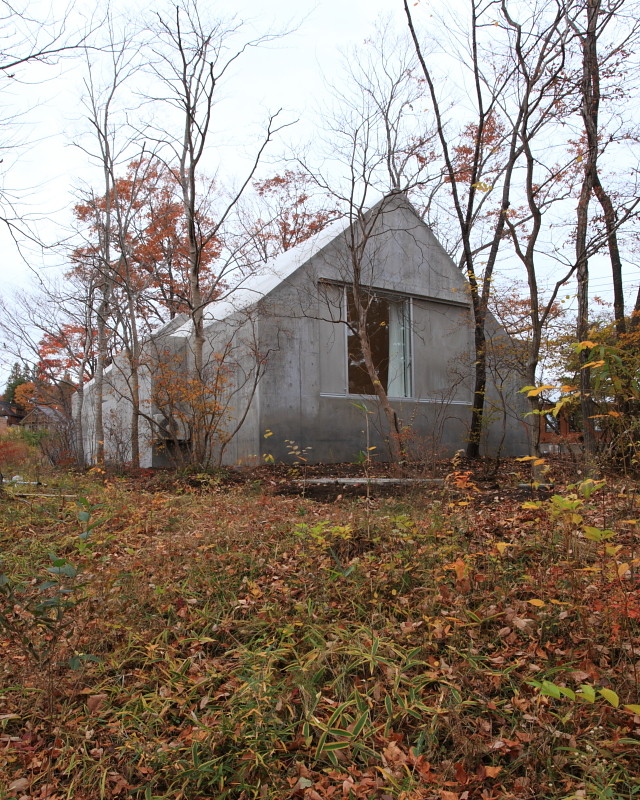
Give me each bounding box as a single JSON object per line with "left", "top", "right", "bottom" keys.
{"left": 76, "top": 354, "right": 155, "bottom": 468}
{"left": 74, "top": 194, "right": 529, "bottom": 466}
{"left": 201, "top": 312, "right": 265, "bottom": 467}
{"left": 251, "top": 194, "right": 528, "bottom": 462}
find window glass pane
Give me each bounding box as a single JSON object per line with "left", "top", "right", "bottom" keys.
{"left": 346, "top": 290, "right": 410, "bottom": 397}
{"left": 347, "top": 291, "right": 389, "bottom": 394}
{"left": 388, "top": 300, "right": 409, "bottom": 397}
{"left": 544, "top": 413, "right": 560, "bottom": 435}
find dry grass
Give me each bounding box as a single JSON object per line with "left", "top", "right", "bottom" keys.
{"left": 0, "top": 462, "right": 639, "bottom": 799}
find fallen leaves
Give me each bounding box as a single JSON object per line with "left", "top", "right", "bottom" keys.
{"left": 86, "top": 694, "right": 108, "bottom": 714}
{"left": 1, "top": 466, "right": 639, "bottom": 799}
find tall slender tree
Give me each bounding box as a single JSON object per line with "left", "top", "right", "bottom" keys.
{"left": 147, "top": 0, "right": 292, "bottom": 466}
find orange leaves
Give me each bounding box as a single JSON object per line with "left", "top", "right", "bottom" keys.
{"left": 444, "top": 557, "right": 472, "bottom": 593}
{"left": 13, "top": 381, "right": 35, "bottom": 412}
{"left": 446, "top": 470, "right": 479, "bottom": 494}
{"left": 450, "top": 112, "right": 506, "bottom": 185}
{"left": 72, "top": 158, "right": 222, "bottom": 321}
{"left": 252, "top": 169, "right": 336, "bottom": 258}
{"left": 37, "top": 324, "right": 96, "bottom": 382}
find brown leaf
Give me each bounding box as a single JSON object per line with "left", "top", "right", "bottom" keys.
{"left": 9, "top": 778, "right": 30, "bottom": 792}
{"left": 454, "top": 761, "right": 469, "bottom": 784}
{"left": 569, "top": 670, "right": 590, "bottom": 682}
{"left": 382, "top": 740, "right": 407, "bottom": 767}
{"left": 87, "top": 694, "right": 108, "bottom": 714}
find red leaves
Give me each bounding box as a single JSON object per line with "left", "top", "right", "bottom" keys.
{"left": 450, "top": 112, "right": 506, "bottom": 185}
{"left": 71, "top": 158, "right": 221, "bottom": 322}
{"left": 37, "top": 323, "right": 96, "bottom": 382}
{"left": 252, "top": 170, "right": 336, "bottom": 258}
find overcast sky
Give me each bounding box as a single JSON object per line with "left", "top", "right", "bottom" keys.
{"left": 0, "top": 0, "right": 403, "bottom": 290}
{"left": 0, "top": 0, "right": 638, "bottom": 383}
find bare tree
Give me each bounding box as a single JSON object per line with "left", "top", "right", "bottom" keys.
{"left": 405, "top": 0, "right": 640, "bottom": 463}
{"left": 0, "top": 1, "right": 96, "bottom": 236}
{"left": 72, "top": 18, "right": 146, "bottom": 465}
{"left": 145, "top": 0, "right": 292, "bottom": 466}
{"left": 404, "top": 0, "right": 529, "bottom": 457}
{"left": 568, "top": 0, "right": 640, "bottom": 455}
{"left": 0, "top": 277, "right": 96, "bottom": 463}
{"left": 296, "top": 30, "right": 439, "bottom": 464}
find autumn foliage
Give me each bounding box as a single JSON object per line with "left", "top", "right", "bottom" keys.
{"left": 37, "top": 324, "right": 96, "bottom": 384}
{"left": 71, "top": 159, "right": 222, "bottom": 323}
{"left": 251, "top": 170, "right": 337, "bottom": 260}
{"left": 150, "top": 349, "right": 231, "bottom": 467}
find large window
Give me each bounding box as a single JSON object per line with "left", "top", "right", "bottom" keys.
{"left": 346, "top": 289, "right": 412, "bottom": 397}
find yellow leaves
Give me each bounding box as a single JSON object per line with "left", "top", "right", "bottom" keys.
{"left": 577, "top": 684, "right": 596, "bottom": 703}
{"left": 520, "top": 384, "right": 555, "bottom": 397}
{"left": 471, "top": 180, "right": 493, "bottom": 192}
{"left": 516, "top": 456, "right": 546, "bottom": 466}
{"left": 527, "top": 599, "right": 546, "bottom": 608}
{"left": 494, "top": 542, "right": 510, "bottom": 556}
{"left": 617, "top": 562, "right": 630, "bottom": 579}
{"left": 582, "top": 359, "right": 605, "bottom": 369}
{"left": 624, "top": 704, "right": 640, "bottom": 715}
{"left": 582, "top": 526, "right": 616, "bottom": 543}
{"left": 599, "top": 688, "right": 619, "bottom": 708}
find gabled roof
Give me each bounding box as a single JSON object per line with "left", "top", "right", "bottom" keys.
{"left": 0, "top": 400, "right": 22, "bottom": 418}
{"left": 170, "top": 211, "right": 356, "bottom": 336}
{"left": 20, "top": 405, "right": 68, "bottom": 425}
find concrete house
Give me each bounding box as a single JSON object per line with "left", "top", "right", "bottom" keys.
{"left": 78, "top": 194, "right": 528, "bottom": 466}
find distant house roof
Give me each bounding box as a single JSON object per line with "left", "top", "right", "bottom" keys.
{"left": 20, "top": 405, "right": 68, "bottom": 427}
{"left": 0, "top": 400, "right": 23, "bottom": 420}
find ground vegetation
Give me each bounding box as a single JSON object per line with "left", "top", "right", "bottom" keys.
{"left": 0, "top": 454, "right": 638, "bottom": 799}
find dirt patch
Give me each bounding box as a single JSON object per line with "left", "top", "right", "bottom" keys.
{"left": 101, "top": 456, "right": 582, "bottom": 503}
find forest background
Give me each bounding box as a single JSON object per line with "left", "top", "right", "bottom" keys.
{"left": 0, "top": 0, "right": 639, "bottom": 467}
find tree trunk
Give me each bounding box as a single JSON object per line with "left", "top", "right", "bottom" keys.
{"left": 73, "top": 384, "right": 85, "bottom": 465}
{"left": 94, "top": 294, "right": 109, "bottom": 465}
{"left": 575, "top": 0, "right": 600, "bottom": 460}
{"left": 356, "top": 310, "right": 404, "bottom": 465}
